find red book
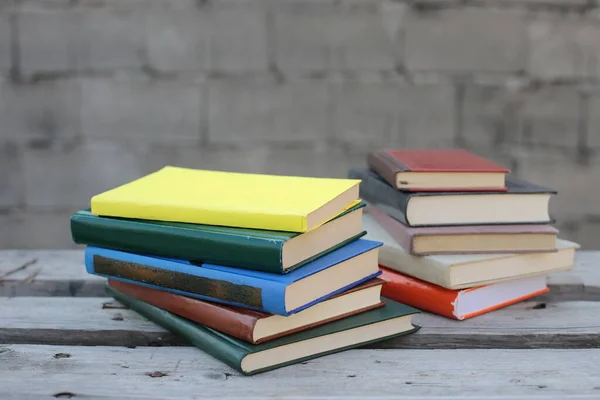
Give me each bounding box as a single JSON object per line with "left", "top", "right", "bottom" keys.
{"left": 367, "top": 149, "right": 509, "bottom": 192}
{"left": 379, "top": 267, "right": 549, "bottom": 320}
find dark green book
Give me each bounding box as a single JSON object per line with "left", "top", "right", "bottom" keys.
{"left": 71, "top": 203, "right": 366, "bottom": 274}
{"left": 106, "top": 285, "right": 420, "bottom": 375}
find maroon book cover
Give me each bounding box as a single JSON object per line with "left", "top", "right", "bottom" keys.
{"left": 367, "top": 149, "right": 510, "bottom": 192}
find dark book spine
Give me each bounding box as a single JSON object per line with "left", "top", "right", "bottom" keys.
{"left": 71, "top": 213, "right": 284, "bottom": 273}
{"left": 106, "top": 285, "right": 249, "bottom": 373}
{"left": 367, "top": 151, "right": 403, "bottom": 188}
{"left": 348, "top": 168, "right": 412, "bottom": 225}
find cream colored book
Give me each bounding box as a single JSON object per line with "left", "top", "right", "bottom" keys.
{"left": 363, "top": 213, "right": 579, "bottom": 289}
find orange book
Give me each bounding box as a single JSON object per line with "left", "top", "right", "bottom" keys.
{"left": 379, "top": 267, "right": 549, "bottom": 320}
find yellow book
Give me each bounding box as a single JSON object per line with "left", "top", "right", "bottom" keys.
{"left": 90, "top": 166, "right": 361, "bottom": 232}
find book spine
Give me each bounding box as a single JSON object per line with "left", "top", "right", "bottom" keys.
{"left": 348, "top": 168, "right": 411, "bottom": 225}
{"left": 379, "top": 268, "right": 459, "bottom": 320}
{"left": 86, "top": 247, "right": 289, "bottom": 316}
{"left": 108, "top": 279, "right": 259, "bottom": 343}
{"left": 106, "top": 285, "right": 249, "bottom": 374}
{"left": 71, "top": 213, "right": 285, "bottom": 273}
{"left": 367, "top": 151, "right": 402, "bottom": 188}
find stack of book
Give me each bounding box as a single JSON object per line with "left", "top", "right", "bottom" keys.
{"left": 71, "top": 166, "right": 419, "bottom": 375}
{"left": 349, "top": 149, "right": 579, "bottom": 320}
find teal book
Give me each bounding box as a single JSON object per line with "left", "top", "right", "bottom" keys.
{"left": 71, "top": 203, "right": 366, "bottom": 274}
{"left": 107, "top": 285, "right": 420, "bottom": 375}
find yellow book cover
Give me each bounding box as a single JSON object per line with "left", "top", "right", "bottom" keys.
{"left": 90, "top": 166, "right": 361, "bottom": 232}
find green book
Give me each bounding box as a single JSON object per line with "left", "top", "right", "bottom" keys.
{"left": 106, "top": 285, "right": 420, "bottom": 375}
{"left": 71, "top": 203, "right": 366, "bottom": 274}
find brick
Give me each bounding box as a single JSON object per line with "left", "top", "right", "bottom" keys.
{"left": 22, "top": 141, "right": 150, "bottom": 210}
{"left": 499, "top": 0, "right": 586, "bottom": 5}
{"left": 396, "top": 83, "right": 456, "bottom": 147}
{"left": 332, "top": 81, "right": 402, "bottom": 149}
{"left": 0, "top": 142, "right": 23, "bottom": 208}
{"left": 585, "top": 92, "right": 600, "bottom": 148}
{"left": 516, "top": 152, "right": 600, "bottom": 232}
{"left": 80, "top": 78, "right": 202, "bottom": 143}
{"left": 208, "top": 79, "right": 330, "bottom": 144}
{"left": 462, "top": 85, "right": 580, "bottom": 151}
{"left": 259, "top": 147, "right": 365, "bottom": 178}
{"left": 145, "top": 9, "right": 210, "bottom": 72}
{"left": 274, "top": 3, "right": 396, "bottom": 72}
{"left": 518, "top": 87, "right": 580, "bottom": 149}
{"left": 528, "top": 17, "right": 600, "bottom": 80}
{"left": 461, "top": 85, "right": 521, "bottom": 147}
{"left": 18, "top": 9, "right": 77, "bottom": 75}
{"left": 577, "top": 23, "right": 600, "bottom": 79}
{"left": 405, "top": 8, "right": 526, "bottom": 73}
{"left": 0, "top": 11, "right": 10, "bottom": 72}
{"left": 0, "top": 211, "right": 80, "bottom": 249}
{"left": 528, "top": 17, "right": 580, "bottom": 79}
{"left": 145, "top": 144, "right": 365, "bottom": 179}
{"left": 333, "top": 81, "right": 455, "bottom": 149}
{"left": 73, "top": 8, "right": 144, "bottom": 71}
{"left": 0, "top": 79, "right": 80, "bottom": 147}
{"left": 210, "top": 5, "right": 268, "bottom": 72}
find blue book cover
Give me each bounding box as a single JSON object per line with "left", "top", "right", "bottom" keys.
{"left": 85, "top": 239, "right": 383, "bottom": 316}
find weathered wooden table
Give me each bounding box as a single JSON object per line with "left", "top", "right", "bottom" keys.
{"left": 1, "top": 250, "right": 599, "bottom": 399}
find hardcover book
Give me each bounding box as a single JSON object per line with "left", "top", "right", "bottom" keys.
{"left": 349, "top": 167, "right": 556, "bottom": 226}
{"left": 107, "top": 285, "right": 420, "bottom": 375}
{"left": 85, "top": 239, "right": 382, "bottom": 316}
{"left": 363, "top": 213, "right": 578, "bottom": 289}
{"left": 108, "top": 278, "right": 385, "bottom": 344}
{"left": 91, "top": 166, "right": 361, "bottom": 232}
{"left": 71, "top": 202, "right": 366, "bottom": 274}
{"left": 368, "top": 204, "right": 558, "bottom": 255}
{"left": 379, "top": 268, "right": 549, "bottom": 320}
{"left": 367, "top": 149, "right": 509, "bottom": 191}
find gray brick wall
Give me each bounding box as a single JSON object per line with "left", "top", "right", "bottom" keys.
{"left": 1, "top": 0, "right": 600, "bottom": 249}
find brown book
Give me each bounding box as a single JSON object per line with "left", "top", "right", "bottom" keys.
{"left": 367, "top": 149, "right": 509, "bottom": 191}
{"left": 108, "top": 278, "right": 385, "bottom": 344}
{"left": 368, "top": 204, "right": 558, "bottom": 255}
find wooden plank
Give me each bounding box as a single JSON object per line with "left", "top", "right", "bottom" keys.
{"left": 2, "top": 296, "right": 599, "bottom": 349}
{"left": 546, "top": 251, "right": 600, "bottom": 300}
{"left": 0, "top": 250, "right": 104, "bottom": 297}
{"left": 1, "top": 250, "right": 599, "bottom": 300}
{"left": 1, "top": 345, "right": 599, "bottom": 399}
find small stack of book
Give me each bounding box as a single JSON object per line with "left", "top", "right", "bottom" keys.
{"left": 71, "top": 166, "right": 420, "bottom": 375}
{"left": 349, "top": 149, "right": 579, "bottom": 320}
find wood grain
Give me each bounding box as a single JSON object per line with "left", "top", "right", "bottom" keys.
{"left": 1, "top": 345, "right": 599, "bottom": 399}
{"left": 2, "top": 296, "right": 599, "bottom": 349}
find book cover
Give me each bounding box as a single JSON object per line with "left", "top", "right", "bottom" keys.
{"left": 91, "top": 166, "right": 361, "bottom": 232}
{"left": 367, "top": 204, "right": 558, "bottom": 255}
{"left": 85, "top": 239, "right": 383, "bottom": 316}
{"left": 349, "top": 167, "right": 556, "bottom": 226}
{"left": 108, "top": 278, "right": 385, "bottom": 344}
{"left": 367, "top": 149, "right": 509, "bottom": 191}
{"left": 379, "top": 268, "right": 549, "bottom": 320}
{"left": 363, "top": 212, "right": 578, "bottom": 289}
{"left": 106, "top": 284, "right": 420, "bottom": 375}
{"left": 71, "top": 203, "right": 366, "bottom": 274}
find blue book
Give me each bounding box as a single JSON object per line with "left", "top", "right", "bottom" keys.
{"left": 85, "top": 239, "right": 383, "bottom": 316}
